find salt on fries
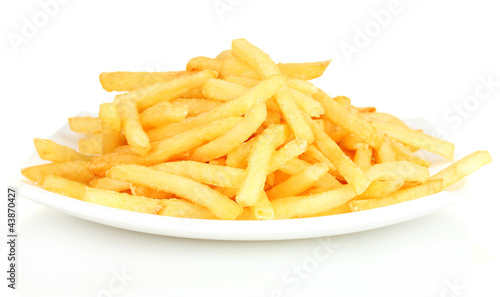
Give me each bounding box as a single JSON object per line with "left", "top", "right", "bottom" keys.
{"left": 22, "top": 39, "right": 491, "bottom": 220}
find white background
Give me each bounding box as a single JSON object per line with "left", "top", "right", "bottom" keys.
{"left": 1, "top": 0, "right": 499, "bottom": 296}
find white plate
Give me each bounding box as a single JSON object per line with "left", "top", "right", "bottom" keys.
{"left": 14, "top": 113, "right": 466, "bottom": 241}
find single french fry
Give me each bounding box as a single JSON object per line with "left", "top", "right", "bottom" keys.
{"left": 374, "top": 139, "right": 397, "bottom": 163}
{"left": 365, "top": 161, "right": 429, "bottom": 183}
{"left": 231, "top": 38, "right": 281, "bottom": 78}
{"left": 79, "top": 138, "right": 103, "bottom": 155}
{"left": 431, "top": 151, "right": 492, "bottom": 189}
{"left": 353, "top": 179, "right": 404, "bottom": 200}
{"left": 139, "top": 101, "right": 188, "bottom": 129}
{"left": 219, "top": 56, "right": 260, "bottom": 79}
{"left": 188, "top": 101, "right": 267, "bottom": 162}
{"left": 34, "top": 138, "right": 93, "bottom": 162}
{"left": 305, "top": 114, "right": 369, "bottom": 194}
{"left": 202, "top": 78, "right": 248, "bottom": 101}
{"left": 303, "top": 144, "right": 337, "bottom": 172}
{"left": 186, "top": 56, "right": 222, "bottom": 72}
{"left": 99, "top": 103, "right": 122, "bottom": 154}
{"left": 277, "top": 60, "right": 331, "bottom": 80}
{"left": 147, "top": 75, "right": 286, "bottom": 141}
{"left": 389, "top": 139, "right": 431, "bottom": 167}
{"left": 115, "top": 70, "right": 218, "bottom": 112}
{"left": 371, "top": 120, "right": 454, "bottom": 159}
{"left": 99, "top": 71, "right": 191, "bottom": 92}
{"left": 287, "top": 78, "right": 318, "bottom": 96}
{"left": 313, "top": 90, "right": 383, "bottom": 149}
{"left": 107, "top": 165, "right": 243, "bottom": 220}
{"left": 226, "top": 138, "right": 257, "bottom": 169}
{"left": 215, "top": 49, "right": 232, "bottom": 61}
{"left": 272, "top": 185, "right": 358, "bottom": 219}
{"left": 130, "top": 185, "right": 174, "bottom": 199}
{"left": 157, "top": 198, "right": 217, "bottom": 219}
{"left": 171, "top": 98, "right": 223, "bottom": 117}
{"left": 266, "top": 163, "right": 329, "bottom": 200}
{"left": 289, "top": 88, "right": 324, "bottom": 118}
{"left": 85, "top": 187, "right": 160, "bottom": 214}
{"left": 280, "top": 158, "right": 342, "bottom": 189}
{"left": 354, "top": 146, "right": 373, "bottom": 170}
{"left": 251, "top": 191, "right": 275, "bottom": 220}
{"left": 350, "top": 179, "right": 443, "bottom": 211}
{"left": 268, "top": 139, "right": 309, "bottom": 173}
{"left": 88, "top": 177, "right": 131, "bottom": 192}
{"left": 40, "top": 174, "right": 87, "bottom": 201}
{"left": 22, "top": 161, "right": 94, "bottom": 184}
{"left": 302, "top": 202, "right": 352, "bottom": 217}
{"left": 223, "top": 76, "right": 260, "bottom": 88}
{"left": 89, "top": 152, "right": 142, "bottom": 177}
{"left": 143, "top": 116, "right": 241, "bottom": 165}
{"left": 68, "top": 116, "right": 100, "bottom": 134}
{"left": 274, "top": 86, "right": 314, "bottom": 143}
{"left": 115, "top": 97, "right": 150, "bottom": 156}
{"left": 153, "top": 161, "right": 247, "bottom": 188}
{"left": 236, "top": 125, "right": 288, "bottom": 207}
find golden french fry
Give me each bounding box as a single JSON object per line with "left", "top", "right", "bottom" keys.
{"left": 274, "top": 86, "right": 314, "bottom": 143}
{"left": 231, "top": 38, "right": 281, "bottom": 78}
{"left": 139, "top": 101, "right": 188, "bottom": 129}
{"left": 153, "top": 161, "right": 247, "bottom": 188}
{"left": 88, "top": 177, "right": 131, "bottom": 192}
{"left": 171, "top": 99, "right": 223, "bottom": 117}
{"left": 371, "top": 120, "right": 454, "bottom": 159}
{"left": 226, "top": 138, "right": 257, "bottom": 169}
{"left": 289, "top": 88, "right": 324, "bottom": 118}
{"left": 305, "top": 114, "right": 369, "bottom": 194}
{"left": 365, "top": 161, "right": 429, "bottom": 183}
{"left": 186, "top": 56, "right": 222, "bottom": 72}
{"left": 431, "top": 151, "right": 491, "bottom": 189}
{"left": 287, "top": 78, "right": 318, "bottom": 95}
{"left": 79, "top": 138, "right": 102, "bottom": 155}
{"left": 350, "top": 179, "right": 443, "bottom": 211}
{"left": 40, "top": 174, "right": 87, "bottom": 201}
{"left": 219, "top": 56, "right": 260, "bottom": 79}
{"left": 251, "top": 191, "right": 275, "bottom": 220}
{"left": 115, "top": 70, "right": 218, "bottom": 112}
{"left": 107, "top": 165, "right": 243, "bottom": 220}
{"left": 115, "top": 97, "right": 150, "bottom": 156}
{"left": 99, "top": 71, "right": 191, "bottom": 92}
{"left": 223, "top": 76, "right": 260, "bottom": 88}
{"left": 266, "top": 163, "right": 329, "bottom": 200}
{"left": 99, "top": 103, "right": 123, "bottom": 154}
{"left": 389, "top": 139, "right": 431, "bottom": 167}
{"left": 143, "top": 117, "right": 241, "bottom": 165}
{"left": 202, "top": 78, "right": 248, "bottom": 101}
{"left": 374, "top": 139, "right": 397, "bottom": 163}
{"left": 34, "top": 138, "right": 93, "bottom": 162}
{"left": 85, "top": 187, "right": 160, "bottom": 214}
{"left": 354, "top": 146, "right": 373, "bottom": 171}
{"left": 277, "top": 60, "right": 331, "bottom": 80}
{"left": 353, "top": 179, "right": 404, "bottom": 200}
{"left": 236, "top": 124, "right": 288, "bottom": 207}
{"left": 268, "top": 139, "right": 309, "bottom": 173}
{"left": 280, "top": 158, "right": 342, "bottom": 189}
{"left": 188, "top": 101, "right": 267, "bottom": 162}
{"left": 157, "top": 198, "right": 217, "bottom": 219}
{"left": 22, "top": 161, "right": 94, "bottom": 184}
{"left": 272, "top": 185, "right": 357, "bottom": 219}
{"left": 130, "top": 185, "right": 174, "bottom": 199}
{"left": 146, "top": 75, "right": 286, "bottom": 141}
{"left": 68, "top": 116, "right": 100, "bottom": 134}
{"left": 313, "top": 90, "right": 383, "bottom": 149}
{"left": 303, "top": 144, "right": 336, "bottom": 172}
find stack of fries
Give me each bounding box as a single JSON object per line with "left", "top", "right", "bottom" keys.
{"left": 21, "top": 39, "right": 491, "bottom": 220}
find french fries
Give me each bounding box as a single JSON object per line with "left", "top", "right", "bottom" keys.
{"left": 22, "top": 38, "right": 491, "bottom": 222}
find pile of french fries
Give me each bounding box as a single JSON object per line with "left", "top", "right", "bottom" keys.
{"left": 22, "top": 38, "right": 491, "bottom": 220}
